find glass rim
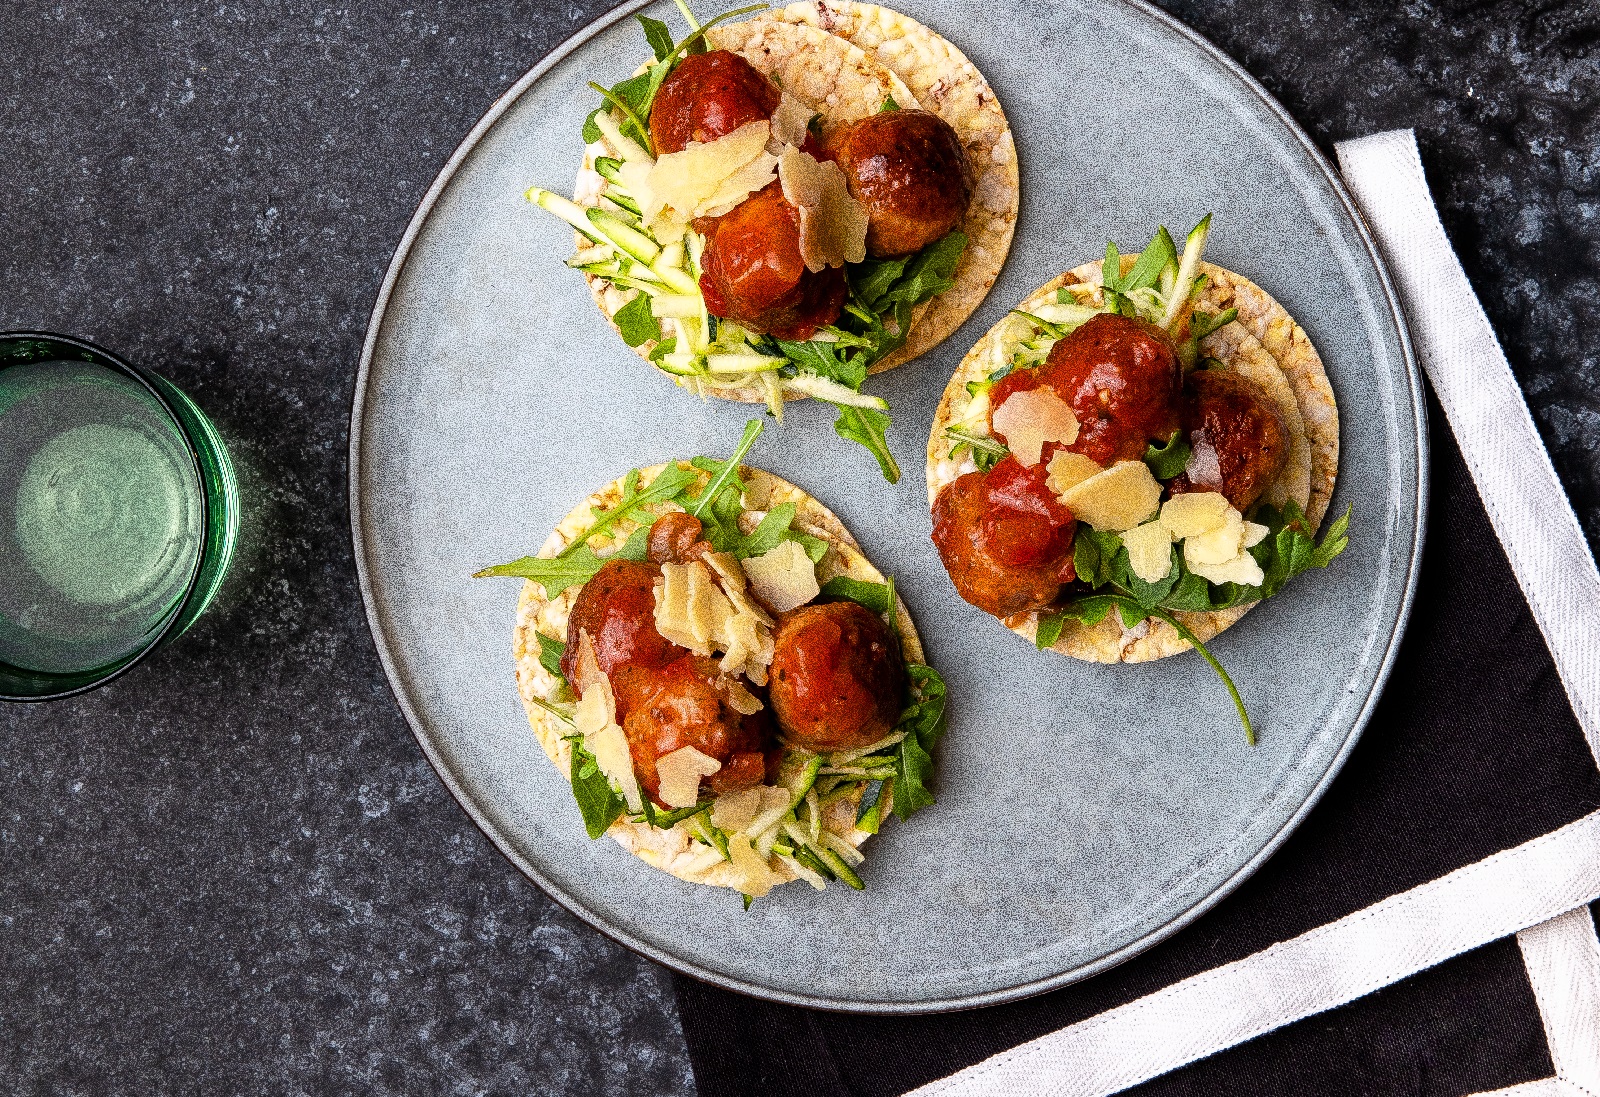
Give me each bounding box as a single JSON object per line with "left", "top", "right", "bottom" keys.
{"left": 0, "top": 330, "right": 211, "bottom": 702}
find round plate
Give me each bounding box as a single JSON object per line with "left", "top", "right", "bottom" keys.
{"left": 351, "top": 0, "right": 1426, "bottom": 1012}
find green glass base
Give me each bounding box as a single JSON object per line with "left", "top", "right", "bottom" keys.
{"left": 0, "top": 333, "right": 239, "bottom": 701}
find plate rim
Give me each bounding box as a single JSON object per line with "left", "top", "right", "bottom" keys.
{"left": 348, "top": 0, "right": 1429, "bottom": 1014}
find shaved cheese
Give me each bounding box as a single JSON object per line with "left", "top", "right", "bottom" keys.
{"left": 571, "top": 674, "right": 643, "bottom": 813}
{"left": 717, "top": 676, "right": 764, "bottom": 715}
{"left": 1184, "top": 507, "right": 1245, "bottom": 565}
{"left": 771, "top": 92, "right": 815, "bottom": 148}
{"left": 1121, "top": 520, "right": 1176, "bottom": 583}
{"left": 1189, "top": 551, "right": 1265, "bottom": 586}
{"left": 655, "top": 558, "right": 776, "bottom": 685}
{"left": 991, "top": 388, "right": 1080, "bottom": 466}
{"left": 778, "top": 146, "right": 868, "bottom": 272}
{"left": 573, "top": 629, "right": 602, "bottom": 692}
{"left": 710, "top": 786, "right": 764, "bottom": 832}
{"left": 726, "top": 834, "right": 784, "bottom": 898}
{"left": 656, "top": 745, "right": 722, "bottom": 810}
{"left": 1045, "top": 450, "right": 1103, "bottom": 496}
{"left": 640, "top": 120, "right": 776, "bottom": 237}
{"left": 1059, "top": 461, "right": 1162, "bottom": 532}
{"left": 740, "top": 540, "right": 820, "bottom": 613}
{"left": 1158, "top": 491, "right": 1270, "bottom": 587}
{"left": 1158, "top": 491, "right": 1232, "bottom": 539}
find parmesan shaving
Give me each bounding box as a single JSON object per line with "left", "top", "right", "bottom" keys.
{"left": 1158, "top": 491, "right": 1233, "bottom": 539}
{"left": 571, "top": 673, "right": 643, "bottom": 813}
{"left": 740, "top": 540, "right": 820, "bottom": 613}
{"left": 573, "top": 629, "right": 602, "bottom": 692}
{"left": 656, "top": 745, "right": 722, "bottom": 809}
{"left": 654, "top": 558, "right": 776, "bottom": 686}
{"left": 990, "top": 388, "right": 1080, "bottom": 466}
{"left": 1045, "top": 450, "right": 1103, "bottom": 497}
{"left": 1156, "top": 491, "right": 1270, "bottom": 587}
{"left": 1120, "top": 520, "right": 1176, "bottom": 583}
{"left": 711, "top": 786, "right": 764, "bottom": 833}
{"left": 1058, "top": 461, "right": 1162, "bottom": 532}
{"left": 717, "top": 676, "right": 765, "bottom": 715}
{"left": 640, "top": 120, "right": 777, "bottom": 238}
{"left": 777, "top": 145, "right": 869, "bottom": 272}
{"left": 771, "top": 92, "right": 815, "bottom": 148}
{"left": 727, "top": 833, "right": 783, "bottom": 898}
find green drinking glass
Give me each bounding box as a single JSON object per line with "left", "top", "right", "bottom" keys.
{"left": 0, "top": 332, "right": 239, "bottom": 701}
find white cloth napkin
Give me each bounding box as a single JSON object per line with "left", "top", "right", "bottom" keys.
{"left": 1338, "top": 130, "right": 1600, "bottom": 763}
{"left": 906, "top": 129, "right": 1600, "bottom": 1097}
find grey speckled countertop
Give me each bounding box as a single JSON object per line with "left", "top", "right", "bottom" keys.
{"left": 1, "top": 1, "right": 1595, "bottom": 1093}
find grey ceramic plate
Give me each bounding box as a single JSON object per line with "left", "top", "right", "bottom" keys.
{"left": 351, "top": 0, "right": 1426, "bottom": 1012}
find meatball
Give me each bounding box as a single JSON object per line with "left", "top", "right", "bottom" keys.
{"left": 561, "top": 558, "right": 685, "bottom": 690}
{"left": 931, "top": 456, "right": 1078, "bottom": 619}
{"left": 991, "top": 313, "right": 1181, "bottom": 467}
{"left": 1168, "top": 368, "right": 1290, "bottom": 511}
{"left": 646, "top": 511, "right": 709, "bottom": 565}
{"left": 612, "top": 655, "right": 777, "bottom": 805}
{"left": 768, "top": 601, "right": 907, "bottom": 753}
{"left": 822, "top": 109, "right": 973, "bottom": 258}
{"left": 696, "top": 181, "right": 847, "bottom": 340}
{"left": 649, "top": 50, "right": 780, "bottom": 155}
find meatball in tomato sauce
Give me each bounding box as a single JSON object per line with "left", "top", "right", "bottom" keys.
{"left": 990, "top": 313, "right": 1181, "bottom": 468}
{"left": 612, "top": 655, "right": 778, "bottom": 806}
{"left": 822, "top": 109, "right": 972, "bottom": 258}
{"left": 696, "top": 181, "right": 847, "bottom": 340}
{"left": 1167, "top": 368, "right": 1290, "bottom": 512}
{"left": 931, "top": 455, "right": 1078, "bottom": 620}
{"left": 649, "top": 50, "right": 780, "bottom": 155}
{"left": 769, "top": 600, "right": 907, "bottom": 753}
{"left": 562, "top": 558, "right": 685, "bottom": 691}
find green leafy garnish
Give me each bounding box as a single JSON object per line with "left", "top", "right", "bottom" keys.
{"left": 855, "top": 778, "right": 889, "bottom": 834}
{"left": 536, "top": 633, "right": 566, "bottom": 677}
{"left": 944, "top": 426, "right": 1008, "bottom": 473}
{"left": 818, "top": 576, "right": 893, "bottom": 614}
{"left": 613, "top": 292, "right": 662, "bottom": 347}
{"left": 880, "top": 94, "right": 900, "bottom": 112}
{"left": 1144, "top": 430, "right": 1192, "bottom": 480}
{"left": 473, "top": 543, "right": 615, "bottom": 598}
{"left": 569, "top": 739, "right": 626, "bottom": 838}
{"left": 833, "top": 405, "right": 899, "bottom": 483}
{"left": 637, "top": 14, "right": 675, "bottom": 60}
{"left": 1034, "top": 611, "right": 1065, "bottom": 651}
{"left": 892, "top": 665, "right": 947, "bottom": 820}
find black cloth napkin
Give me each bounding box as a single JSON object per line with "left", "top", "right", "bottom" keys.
{"left": 674, "top": 393, "right": 1600, "bottom": 1096}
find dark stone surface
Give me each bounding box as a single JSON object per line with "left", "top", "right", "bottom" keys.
{"left": 0, "top": 0, "right": 1594, "bottom": 1094}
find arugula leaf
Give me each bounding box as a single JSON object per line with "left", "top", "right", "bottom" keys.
{"left": 1034, "top": 611, "right": 1065, "bottom": 650}
{"left": 1145, "top": 430, "right": 1192, "bottom": 480}
{"left": 943, "top": 426, "right": 1007, "bottom": 472}
{"left": 1072, "top": 527, "right": 1126, "bottom": 590}
{"left": 569, "top": 740, "right": 626, "bottom": 838}
{"left": 728, "top": 501, "right": 827, "bottom": 561}
{"left": 536, "top": 633, "right": 565, "bottom": 677}
{"left": 818, "top": 576, "right": 892, "bottom": 614}
{"left": 1255, "top": 501, "right": 1351, "bottom": 599}
{"left": 1058, "top": 594, "right": 1143, "bottom": 629}
{"left": 849, "top": 254, "right": 910, "bottom": 312}
{"left": 1122, "top": 228, "right": 1178, "bottom": 293}
{"left": 567, "top": 462, "right": 699, "bottom": 553}
{"left": 880, "top": 94, "right": 900, "bottom": 112}
{"left": 614, "top": 292, "right": 661, "bottom": 347}
{"left": 473, "top": 544, "right": 612, "bottom": 598}
{"left": 687, "top": 419, "right": 764, "bottom": 519}
{"left": 832, "top": 404, "right": 900, "bottom": 483}
{"left": 776, "top": 337, "right": 868, "bottom": 391}
{"left": 892, "top": 664, "right": 947, "bottom": 820}
{"left": 637, "top": 14, "right": 674, "bottom": 61}
{"left": 876, "top": 231, "right": 966, "bottom": 311}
